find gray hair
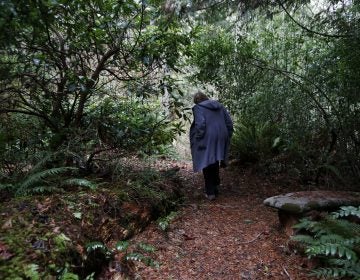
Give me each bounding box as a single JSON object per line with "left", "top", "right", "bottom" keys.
{"left": 193, "top": 91, "right": 209, "bottom": 104}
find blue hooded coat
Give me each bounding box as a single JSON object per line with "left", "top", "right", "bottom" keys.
{"left": 190, "top": 99, "right": 233, "bottom": 172}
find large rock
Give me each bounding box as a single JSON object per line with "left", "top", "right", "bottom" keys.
{"left": 263, "top": 191, "right": 360, "bottom": 236}
{"left": 264, "top": 191, "right": 360, "bottom": 214}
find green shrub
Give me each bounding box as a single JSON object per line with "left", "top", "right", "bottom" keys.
{"left": 90, "top": 98, "right": 183, "bottom": 156}
{"left": 231, "top": 118, "right": 281, "bottom": 164}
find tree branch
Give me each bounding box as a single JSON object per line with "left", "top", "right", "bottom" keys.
{"left": 74, "top": 47, "right": 120, "bottom": 126}
{"left": 248, "top": 58, "right": 341, "bottom": 129}
{"left": 277, "top": 0, "right": 352, "bottom": 38}
{"left": 0, "top": 108, "right": 58, "bottom": 131}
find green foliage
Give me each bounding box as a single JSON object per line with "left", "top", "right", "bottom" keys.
{"left": 292, "top": 206, "right": 360, "bottom": 279}
{"left": 128, "top": 180, "right": 167, "bottom": 202}
{"left": 115, "top": 240, "right": 130, "bottom": 252}
{"left": 23, "top": 264, "right": 41, "bottom": 280}
{"left": 0, "top": 224, "right": 81, "bottom": 280}
{"left": 53, "top": 233, "right": 72, "bottom": 253}
{"left": 157, "top": 211, "right": 178, "bottom": 231}
{"left": 332, "top": 206, "right": 360, "bottom": 220}
{"left": 121, "top": 166, "right": 173, "bottom": 205}
{"left": 125, "top": 242, "right": 159, "bottom": 267}
{"left": 17, "top": 167, "right": 75, "bottom": 194}
{"left": 125, "top": 252, "right": 160, "bottom": 268}
{"left": 57, "top": 266, "right": 82, "bottom": 280}
{"left": 60, "top": 272, "right": 80, "bottom": 280}
{"left": 0, "top": 0, "right": 190, "bottom": 181}
{"left": 62, "top": 179, "right": 97, "bottom": 190}
{"left": 86, "top": 241, "right": 113, "bottom": 260}
{"left": 91, "top": 97, "right": 182, "bottom": 155}
{"left": 0, "top": 114, "right": 50, "bottom": 178}
{"left": 231, "top": 118, "right": 281, "bottom": 164}
{"left": 0, "top": 166, "right": 97, "bottom": 196}
{"left": 85, "top": 240, "right": 159, "bottom": 268}
{"left": 190, "top": 26, "right": 235, "bottom": 82}
{"left": 189, "top": 1, "right": 360, "bottom": 184}
{"left": 137, "top": 242, "right": 157, "bottom": 253}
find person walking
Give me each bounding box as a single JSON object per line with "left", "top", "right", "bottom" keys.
{"left": 190, "top": 91, "right": 233, "bottom": 200}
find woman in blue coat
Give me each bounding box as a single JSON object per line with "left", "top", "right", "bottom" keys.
{"left": 190, "top": 91, "right": 233, "bottom": 200}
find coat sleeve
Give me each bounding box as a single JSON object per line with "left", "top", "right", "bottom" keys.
{"left": 223, "top": 108, "right": 234, "bottom": 138}
{"left": 192, "top": 105, "right": 206, "bottom": 139}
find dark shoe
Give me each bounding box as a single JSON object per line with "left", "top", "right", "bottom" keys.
{"left": 205, "top": 194, "right": 216, "bottom": 201}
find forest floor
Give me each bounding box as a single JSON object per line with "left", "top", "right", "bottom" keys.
{"left": 125, "top": 160, "right": 328, "bottom": 280}
{"left": 1, "top": 159, "right": 344, "bottom": 280}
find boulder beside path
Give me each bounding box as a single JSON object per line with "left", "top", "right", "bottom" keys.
{"left": 263, "top": 191, "right": 360, "bottom": 236}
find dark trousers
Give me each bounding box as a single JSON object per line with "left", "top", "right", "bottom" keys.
{"left": 202, "top": 161, "right": 220, "bottom": 195}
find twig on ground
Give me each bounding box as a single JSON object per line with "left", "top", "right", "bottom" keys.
{"left": 239, "top": 232, "right": 264, "bottom": 244}
{"left": 282, "top": 266, "right": 292, "bottom": 280}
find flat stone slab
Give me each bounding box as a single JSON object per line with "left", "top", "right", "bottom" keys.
{"left": 263, "top": 191, "right": 360, "bottom": 214}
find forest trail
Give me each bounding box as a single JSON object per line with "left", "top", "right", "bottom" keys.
{"left": 129, "top": 161, "right": 317, "bottom": 280}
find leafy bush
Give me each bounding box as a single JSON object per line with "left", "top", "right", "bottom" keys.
{"left": 230, "top": 118, "right": 281, "bottom": 164}
{"left": 0, "top": 96, "right": 183, "bottom": 192}
{"left": 0, "top": 114, "right": 51, "bottom": 178}
{"left": 292, "top": 206, "right": 360, "bottom": 279}
{"left": 88, "top": 97, "right": 184, "bottom": 156}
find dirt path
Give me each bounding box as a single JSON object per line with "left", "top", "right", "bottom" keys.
{"left": 128, "top": 162, "right": 317, "bottom": 280}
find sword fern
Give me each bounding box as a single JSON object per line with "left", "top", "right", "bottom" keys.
{"left": 292, "top": 206, "right": 360, "bottom": 279}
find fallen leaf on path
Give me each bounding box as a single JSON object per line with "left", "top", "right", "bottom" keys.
{"left": 182, "top": 233, "right": 196, "bottom": 240}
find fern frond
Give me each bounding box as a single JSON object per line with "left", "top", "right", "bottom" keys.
{"left": 312, "top": 263, "right": 360, "bottom": 278}
{"left": 344, "top": 237, "right": 360, "bottom": 247}
{"left": 61, "top": 178, "right": 97, "bottom": 190}
{"left": 292, "top": 234, "right": 315, "bottom": 244}
{"left": 115, "top": 241, "right": 129, "bottom": 252}
{"left": 294, "top": 205, "right": 360, "bottom": 279}
{"left": 157, "top": 211, "right": 178, "bottom": 231}
{"left": 311, "top": 218, "right": 360, "bottom": 239}
{"left": 16, "top": 167, "right": 76, "bottom": 195}
{"left": 86, "top": 241, "right": 106, "bottom": 252}
{"left": 306, "top": 243, "right": 357, "bottom": 260}
{"left": 311, "top": 267, "right": 351, "bottom": 278}
{"left": 126, "top": 252, "right": 146, "bottom": 262}
{"left": 332, "top": 206, "right": 360, "bottom": 219}
{"left": 85, "top": 241, "right": 110, "bottom": 255}
{"left": 29, "top": 151, "right": 57, "bottom": 173}
{"left": 319, "top": 234, "right": 345, "bottom": 245}
{"left": 26, "top": 185, "right": 64, "bottom": 195}
{"left": 137, "top": 243, "right": 156, "bottom": 253}
{"left": 318, "top": 235, "right": 360, "bottom": 248}
{"left": 327, "top": 218, "right": 360, "bottom": 239}
{"left": 292, "top": 218, "right": 317, "bottom": 230}
{"left": 0, "top": 183, "right": 15, "bottom": 191}
{"left": 327, "top": 258, "right": 358, "bottom": 267}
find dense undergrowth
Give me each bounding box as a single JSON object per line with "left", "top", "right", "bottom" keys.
{"left": 0, "top": 159, "right": 184, "bottom": 279}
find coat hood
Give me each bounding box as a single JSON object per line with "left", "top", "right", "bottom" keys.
{"left": 197, "top": 100, "right": 221, "bottom": 110}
